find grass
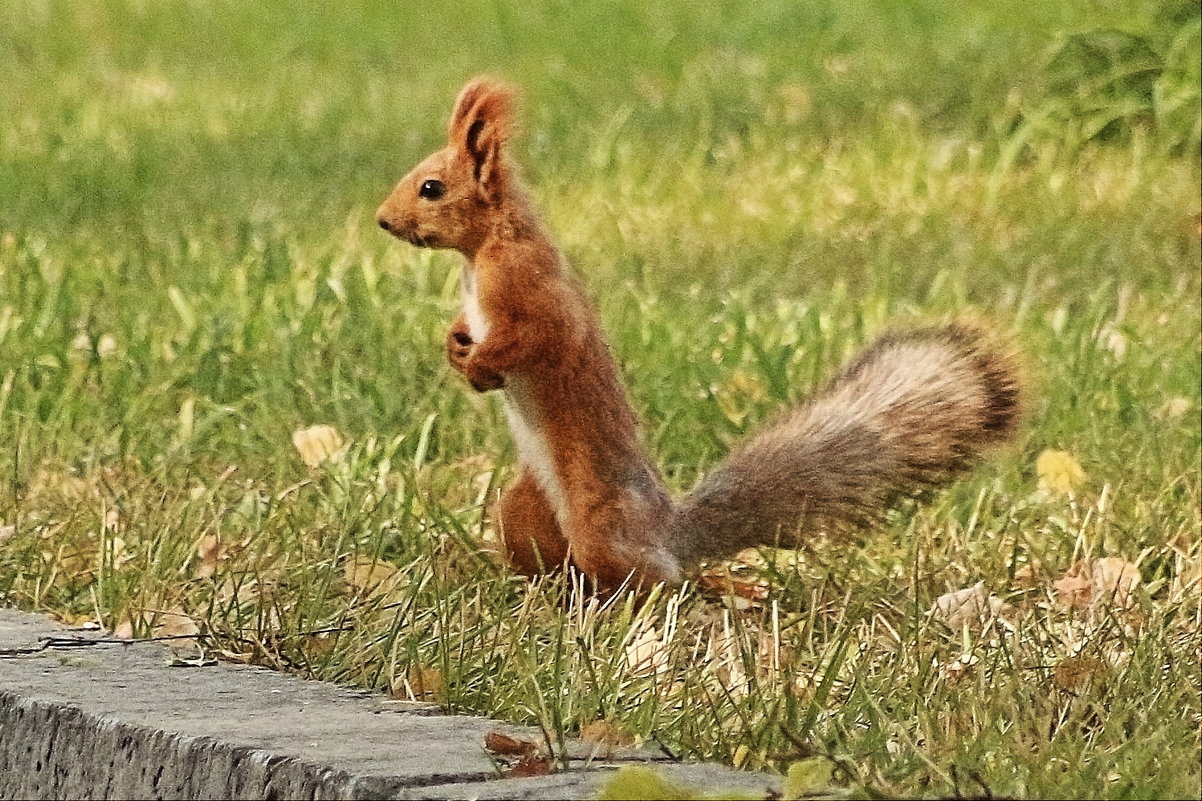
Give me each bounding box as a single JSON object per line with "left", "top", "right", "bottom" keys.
{"left": 1, "top": 1, "right": 1199, "bottom": 798}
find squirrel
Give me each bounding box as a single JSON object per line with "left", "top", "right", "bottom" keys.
{"left": 376, "top": 77, "right": 1023, "bottom": 593}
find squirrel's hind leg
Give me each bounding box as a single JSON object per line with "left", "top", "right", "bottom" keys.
{"left": 496, "top": 471, "right": 569, "bottom": 576}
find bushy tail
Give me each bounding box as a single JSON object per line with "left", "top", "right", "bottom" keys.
{"left": 667, "top": 323, "right": 1023, "bottom": 568}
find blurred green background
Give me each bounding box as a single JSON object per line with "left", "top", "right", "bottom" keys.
{"left": 0, "top": 3, "right": 1198, "bottom": 796}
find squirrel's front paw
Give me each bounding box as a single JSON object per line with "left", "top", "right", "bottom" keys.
{"left": 446, "top": 328, "right": 505, "bottom": 391}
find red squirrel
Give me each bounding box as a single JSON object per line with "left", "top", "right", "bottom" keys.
{"left": 376, "top": 77, "right": 1023, "bottom": 592}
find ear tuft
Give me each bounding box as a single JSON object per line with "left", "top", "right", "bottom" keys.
{"left": 448, "top": 76, "right": 516, "bottom": 147}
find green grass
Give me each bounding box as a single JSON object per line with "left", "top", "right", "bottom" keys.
{"left": 1, "top": 1, "right": 1199, "bottom": 798}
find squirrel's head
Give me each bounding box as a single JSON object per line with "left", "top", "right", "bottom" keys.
{"left": 376, "top": 77, "right": 515, "bottom": 255}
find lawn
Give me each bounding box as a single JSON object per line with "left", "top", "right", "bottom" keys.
{"left": 1, "top": 1, "right": 1199, "bottom": 798}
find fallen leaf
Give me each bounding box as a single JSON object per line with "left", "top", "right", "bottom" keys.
{"left": 292, "top": 424, "right": 348, "bottom": 467}
{"left": 1156, "top": 396, "right": 1193, "bottom": 420}
{"left": 484, "top": 730, "right": 539, "bottom": 757}
{"left": 392, "top": 665, "right": 443, "bottom": 701}
{"left": 697, "top": 568, "right": 771, "bottom": 611}
{"left": 597, "top": 766, "right": 765, "bottom": 801}
{"left": 783, "top": 756, "right": 835, "bottom": 800}
{"left": 505, "top": 753, "right": 556, "bottom": 778}
{"left": 1090, "top": 556, "right": 1141, "bottom": 610}
{"left": 1013, "top": 558, "right": 1044, "bottom": 589}
{"left": 111, "top": 618, "right": 135, "bottom": 639}
{"left": 930, "top": 582, "right": 1010, "bottom": 631}
{"left": 1098, "top": 324, "right": 1127, "bottom": 361}
{"left": 580, "top": 719, "right": 636, "bottom": 750}
{"left": 194, "top": 534, "right": 225, "bottom": 579}
{"left": 153, "top": 607, "right": 201, "bottom": 641}
{"left": 1053, "top": 655, "right": 1107, "bottom": 691}
{"left": 0, "top": 524, "right": 14, "bottom": 545}
{"left": 1053, "top": 565, "right": 1093, "bottom": 610}
{"left": 624, "top": 625, "right": 671, "bottom": 679}
{"left": 1168, "top": 562, "right": 1200, "bottom": 603}
{"left": 1053, "top": 557, "right": 1141, "bottom": 613}
{"left": 942, "top": 652, "right": 981, "bottom": 683}
{"left": 167, "top": 655, "right": 218, "bottom": 668}
{"left": 597, "top": 766, "right": 696, "bottom": 801}
{"left": 1036, "top": 449, "right": 1086, "bottom": 497}
{"left": 344, "top": 555, "right": 400, "bottom": 597}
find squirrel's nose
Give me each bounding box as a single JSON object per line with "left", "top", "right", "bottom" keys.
{"left": 377, "top": 217, "right": 392, "bottom": 232}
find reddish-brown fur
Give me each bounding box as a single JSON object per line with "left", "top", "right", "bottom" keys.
{"left": 377, "top": 77, "right": 1023, "bottom": 593}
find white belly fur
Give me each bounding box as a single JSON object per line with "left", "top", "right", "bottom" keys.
{"left": 503, "top": 383, "right": 571, "bottom": 528}
{"left": 462, "top": 267, "right": 491, "bottom": 342}
{"left": 461, "top": 268, "right": 568, "bottom": 527}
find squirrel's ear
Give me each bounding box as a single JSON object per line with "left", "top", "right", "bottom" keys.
{"left": 447, "top": 77, "right": 514, "bottom": 200}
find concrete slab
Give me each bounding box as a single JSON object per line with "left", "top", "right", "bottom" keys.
{"left": 0, "top": 608, "right": 780, "bottom": 800}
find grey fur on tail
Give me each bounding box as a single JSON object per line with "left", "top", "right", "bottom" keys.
{"left": 667, "top": 323, "right": 1023, "bottom": 567}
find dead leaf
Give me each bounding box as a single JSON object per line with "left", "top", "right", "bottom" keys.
{"left": 1053, "top": 655, "right": 1107, "bottom": 691}
{"left": 392, "top": 665, "right": 443, "bottom": 701}
{"left": 111, "top": 618, "right": 135, "bottom": 639}
{"left": 1013, "top": 558, "right": 1044, "bottom": 589}
{"left": 483, "top": 730, "right": 538, "bottom": 757}
{"left": 1036, "top": 449, "right": 1086, "bottom": 497}
{"left": 930, "top": 582, "right": 1010, "bottom": 631}
{"left": 1090, "top": 556, "right": 1141, "bottom": 610}
{"left": 0, "top": 524, "right": 14, "bottom": 545}
{"left": 1098, "top": 324, "right": 1128, "bottom": 361}
{"left": 1053, "top": 565, "right": 1093, "bottom": 611}
{"left": 580, "top": 719, "right": 636, "bottom": 750}
{"left": 1156, "top": 396, "right": 1193, "bottom": 421}
{"left": 344, "top": 555, "right": 400, "bottom": 597}
{"left": 942, "top": 652, "right": 980, "bottom": 683}
{"left": 153, "top": 607, "right": 201, "bottom": 642}
{"left": 292, "top": 424, "right": 348, "bottom": 467}
{"left": 696, "top": 568, "right": 770, "bottom": 611}
{"left": 1168, "top": 562, "right": 1200, "bottom": 603}
{"left": 624, "top": 625, "right": 670, "bottom": 679}
{"left": 505, "top": 753, "right": 556, "bottom": 778}
{"left": 1053, "top": 557, "right": 1141, "bottom": 613}
{"left": 194, "top": 534, "right": 225, "bottom": 579}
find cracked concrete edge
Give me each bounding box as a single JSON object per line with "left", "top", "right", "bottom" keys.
{"left": 0, "top": 608, "right": 781, "bottom": 800}
{"left": 0, "top": 694, "right": 380, "bottom": 800}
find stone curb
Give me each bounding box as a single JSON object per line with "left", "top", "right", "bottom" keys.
{"left": 0, "top": 608, "right": 780, "bottom": 800}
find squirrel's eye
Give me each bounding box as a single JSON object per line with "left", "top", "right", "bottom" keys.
{"left": 419, "top": 179, "right": 445, "bottom": 200}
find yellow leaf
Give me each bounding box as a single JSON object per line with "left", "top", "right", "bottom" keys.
{"left": 393, "top": 664, "right": 444, "bottom": 702}
{"left": 597, "top": 766, "right": 695, "bottom": 801}
{"left": 597, "top": 765, "right": 767, "bottom": 801}
{"left": 580, "top": 719, "right": 636, "bottom": 749}
{"left": 292, "top": 424, "right": 348, "bottom": 467}
{"left": 343, "top": 555, "right": 400, "bottom": 596}
{"left": 1036, "top": 449, "right": 1086, "bottom": 496}
{"left": 783, "top": 757, "right": 835, "bottom": 800}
